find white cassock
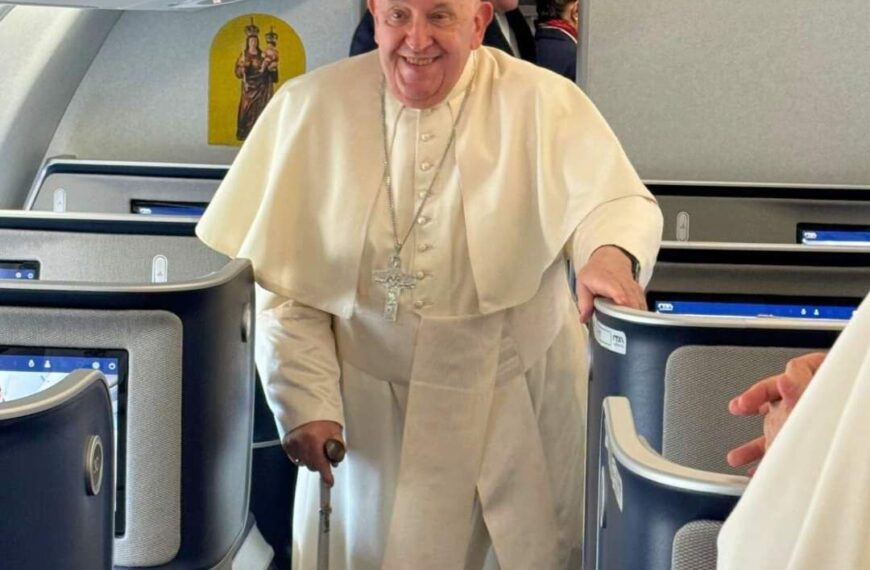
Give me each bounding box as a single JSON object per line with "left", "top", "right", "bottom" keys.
{"left": 718, "top": 293, "right": 870, "bottom": 569}
{"left": 197, "top": 47, "right": 662, "bottom": 570}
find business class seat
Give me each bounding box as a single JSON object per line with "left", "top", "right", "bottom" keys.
{"left": 599, "top": 396, "right": 745, "bottom": 570}
{"left": 0, "top": 210, "right": 227, "bottom": 283}
{"left": 0, "top": 259, "right": 272, "bottom": 569}
{"left": 649, "top": 181, "right": 870, "bottom": 244}
{"left": 0, "top": 209, "right": 294, "bottom": 565}
{"left": 585, "top": 301, "right": 847, "bottom": 570}
{"left": 583, "top": 239, "right": 870, "bottom": 569}
{"left": 0, "top": 370, "right": 115, "bottom": 569}
{"left": 649, "top": 242, "right": 870, "bottom": 303}
{"left": 25, "top": 159, "right": 226, "bottom": 216}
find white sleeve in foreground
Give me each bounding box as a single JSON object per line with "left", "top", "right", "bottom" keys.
{"left": 717, "top": 294, "right": 870, "bottom": 570}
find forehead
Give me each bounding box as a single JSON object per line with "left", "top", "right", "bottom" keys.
{"left": 378, "top": 0, "right": 471, "bottom": 11}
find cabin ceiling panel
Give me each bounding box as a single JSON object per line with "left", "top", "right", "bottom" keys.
{"left": 0, "top": 6, "right": 119, "bottom": 208}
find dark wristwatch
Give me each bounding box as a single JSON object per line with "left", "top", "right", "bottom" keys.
{"left": 615, "top": 246, "right": 641, "bottom": 282}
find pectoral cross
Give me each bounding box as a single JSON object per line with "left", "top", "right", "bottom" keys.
{"left": 373, "top": 253, "right": 417, "bottom": 321}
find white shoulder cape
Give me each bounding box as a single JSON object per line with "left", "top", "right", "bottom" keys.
{"left": 196, "top": 48, "right": 655, "bottom": 318}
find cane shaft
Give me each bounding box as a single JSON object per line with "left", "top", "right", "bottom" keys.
{"left": 318, "top": 480, "right": 331, "bottom": 570}
{"left": 317, "top": 439, "right": 344, "bottom": 570}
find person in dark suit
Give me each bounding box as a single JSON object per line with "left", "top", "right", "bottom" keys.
{"left": 534, "top": 0, "right": 578, "bottom": 81}
{"left": 350, "top": 0, "right": 536, "bottom": 63}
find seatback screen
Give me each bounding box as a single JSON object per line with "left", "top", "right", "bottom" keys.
{"left": 0, "top": 347, "right": 128, "bottom": 536}
{"left": 649, "top": 294, "right": 858, "bottom": 321}
{"left": 798, "top": 224, "right": 870, "bottom": 246}
{"left": 130, "top": 199, "right": 208, "bottom": 217}
{"left": 0, "top": 261, "right": 40, "bottom": 280}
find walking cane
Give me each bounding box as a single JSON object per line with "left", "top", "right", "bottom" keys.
{"left": 318, "top": 439, "right": 346, "bottom": 570}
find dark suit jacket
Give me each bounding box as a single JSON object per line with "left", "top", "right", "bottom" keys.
{"left": 350, "top": 9, "right": 537, "bottom": 64}
{"left": 534, "top": 26, "right": 576, "bottom": 81}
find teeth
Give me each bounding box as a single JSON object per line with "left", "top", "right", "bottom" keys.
{"left": 405, "top": 57, "right": 434, "bottom": 66}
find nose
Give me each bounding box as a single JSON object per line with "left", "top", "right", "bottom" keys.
{"left": 405, "top": 16, "right": 434, "bottom": 52}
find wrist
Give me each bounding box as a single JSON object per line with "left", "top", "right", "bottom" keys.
{"left": 592, "top": 245, "right": 640, "bottom": 281}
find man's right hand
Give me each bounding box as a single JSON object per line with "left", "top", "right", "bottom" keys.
{"left": 726, "top": 352, "right": 826, "bottom": 473}
{"left": 282, "top": 420, "right": 344, "bottom": 486}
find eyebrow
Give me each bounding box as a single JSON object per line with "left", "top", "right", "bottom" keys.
{"left": 385, "top": 0, "right": 455, "bottom": 7}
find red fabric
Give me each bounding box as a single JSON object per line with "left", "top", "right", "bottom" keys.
{"left": 539, "top": 18, "right": 577, "bottom": 39}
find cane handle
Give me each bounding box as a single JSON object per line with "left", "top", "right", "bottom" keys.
{"left": 324, "top": 439, "right": 346, "bottom": 467}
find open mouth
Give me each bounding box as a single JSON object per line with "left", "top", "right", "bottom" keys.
{"left": 402, "top": 55, "right": 438, "bottom": 66}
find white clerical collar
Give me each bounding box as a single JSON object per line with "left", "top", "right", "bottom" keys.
{"left": 495, "top": 12, "right": 519, "bottom": 57}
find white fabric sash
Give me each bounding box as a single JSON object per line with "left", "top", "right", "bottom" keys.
{"left": 337, "top": 263, "right": 572, "bottom": 568}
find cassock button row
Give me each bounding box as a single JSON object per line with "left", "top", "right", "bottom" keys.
{"left": 418, "top": 243, "right": 431, "bottom": 252}
{"left": 417, "top": 216, "right": 429, "bottom": 225}
{"left": 414, "top": 300, "right": 426, "bottom": 309}
{"left": 417, "top": 191, "right": 427, "bottom": 199}
{"left": 420, "top": 161, "right": 433, "bottom": 171}
{"left": 415, "top": 271, "right": 426, "bottom": 279}
{"left": 420, "top": 133, "right": 434, "bottom": 142}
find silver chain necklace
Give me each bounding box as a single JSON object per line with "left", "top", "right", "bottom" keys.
{"left": 373, "top": 70, "right": 475, "bottom": 321}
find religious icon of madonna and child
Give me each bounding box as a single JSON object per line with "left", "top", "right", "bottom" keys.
{"left": 235, "top": 19, "right": 280, "bottom": 141}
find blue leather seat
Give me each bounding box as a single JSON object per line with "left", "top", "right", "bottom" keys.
{"left": 585, "top": 299, "right": 844, "bottom": 569}
{"left": 0, "top": 370, "right": 114, "bottom": 569}
{"left": 0, "top": 258, "right": 271, "bottom": 569}
{"left": 596, "top": 396, "right": 745, "bottom": 570}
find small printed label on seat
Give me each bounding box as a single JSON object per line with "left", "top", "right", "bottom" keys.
{"left": 593, "top": 315, "right": 627, "bottom": 355}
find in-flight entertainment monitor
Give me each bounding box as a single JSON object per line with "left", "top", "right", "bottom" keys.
{"left": 0, "top": 260, "right": 40, "bottom": 281}
{"left": 130, "top": 199, "right": 208, "bottom": 217}
{"left": 649, "top": 292, "right": 859, "bottom": 321}
{"left": 0, "top": 347, "right": 129, "bottom": 536}
{"left": 797, "top": 223, "right": 870, "bottom": 246}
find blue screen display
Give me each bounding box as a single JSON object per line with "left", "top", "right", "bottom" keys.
{"left": 131, "top": 201, "right": 207, "bottom": 217}
{"left": 0, "top": 262, "right": 38, "bottom": 280}
{"left": 0, "top": 355, "right": 120, "bottom": 401}
{"left": 654, "top": 300, "right": 856, "bottom": 320}
{"left": 800, "top": 229, "right": 870, "bottom": 246}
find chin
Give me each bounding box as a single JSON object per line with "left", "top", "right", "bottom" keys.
{"left": 395, "top": 79, "right": 445, "bottom": 107}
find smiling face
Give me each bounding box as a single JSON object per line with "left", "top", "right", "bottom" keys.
{"left": 368, "top": 0, "right": 492, "bottom": 109}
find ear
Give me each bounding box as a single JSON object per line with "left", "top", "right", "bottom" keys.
{"left": 471, "top": 1, "right": 494, "bottom": 49}
{"left": 367, "top": 0, "right": 377, "bottom": 20}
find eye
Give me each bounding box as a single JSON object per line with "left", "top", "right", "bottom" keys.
{"left": 386, "top": 8, "right": 409, "bottom": 24}
{"left": 429, "top": 11, "right": 454, "bottom": 25}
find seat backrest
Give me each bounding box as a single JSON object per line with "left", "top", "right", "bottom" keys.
{"left": 26, "top": 160, "right": 226, "bottom": 215}
{"left": 0, "top": 260, "right": 255, "bottom": 568}
{"left": 671, "top": 520, "right": 722, "bottom": 570}
{"left": 586, "top": 298, "right": 844, "bottom": 570}
{"left": 0, "top": 211, "right": 228, "bottom": 283}
{"left": 598, "top": 396, "right": 744, "bottom": 570}
{"left": 0, "top": 370, "right": 114, "bottom": 569}
{"left": 662, "top": 345, "right": 818, "bottom": 474}
{"left": 649, "top": 244, "right": 870, "bottom": 302}
{"left": 649, "top": 184, "right": 870, "bottom": 244}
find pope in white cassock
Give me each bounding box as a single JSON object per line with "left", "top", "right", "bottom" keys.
{"left": 196, "top": 0, "right": 663, "bottom": 568}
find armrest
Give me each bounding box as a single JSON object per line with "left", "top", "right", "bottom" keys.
{"left": 604, "top": 396, "right": 749, "bottom": 496}
{"left": 0, "top": 369, "right": 108, "bottom": 420}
